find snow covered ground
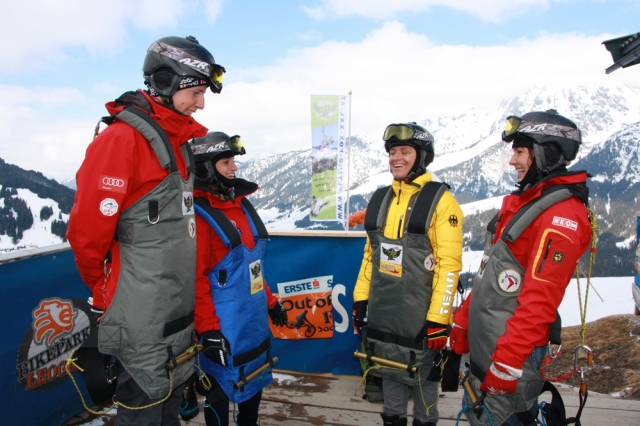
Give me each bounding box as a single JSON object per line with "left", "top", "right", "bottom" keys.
{"left": 462, "top": 250, "right": 635, "bottom": 327}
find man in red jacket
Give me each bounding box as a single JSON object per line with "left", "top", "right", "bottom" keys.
{"left": 67, "top": 36, "right": 224, "bottom": 425}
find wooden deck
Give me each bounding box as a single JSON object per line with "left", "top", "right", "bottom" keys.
{"left": 64, "top": 370, "right": 640, "bottom": 426}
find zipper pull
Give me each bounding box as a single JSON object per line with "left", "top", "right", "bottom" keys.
{"left": 398, "top": 214, "right": 404, "bottom": 238}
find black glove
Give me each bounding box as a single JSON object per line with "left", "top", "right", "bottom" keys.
{"left": 352, "top": 300, "right": 368, "bottom": 336}
{"left": 268, "top": 301, "right": 288, "bottom": 327}
{"left": 201, "top": 330, "right": 231, "bottom": 366}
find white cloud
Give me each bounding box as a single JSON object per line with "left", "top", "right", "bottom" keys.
{"left": 0, "top": 0, "right": 224, "bottom": 74}
{"left": 302, "top": 0, "right": 553, "bottom": 22}
{"left": 195, "top": 22, "right": 626, "bottom": 162}
{"left": 1, "top": 21, "right": 629, "bottom": 182}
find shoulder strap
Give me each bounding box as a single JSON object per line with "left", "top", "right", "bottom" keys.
{"left": 501, "top": 185, "right": 573, "bottom": 242}
{"left": 113, "top": 106, "right": 178, "bottom": 173}
{"left": 241, "top": 197, "right": 269, "bottom": 240}
{"left": 364, "top": 186, "right": 394, "bottom": 232}
{"left": 180, "top": 142, "right": 196, "bottom": 175}
{"left": 194, "top": 198, "right": 242, "bottom": 249}
{"left": 406, "top": 182, "right": 449, "bottom": 235}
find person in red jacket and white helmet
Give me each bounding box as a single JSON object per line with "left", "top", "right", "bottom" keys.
{"left": 67, "top": 35, "right": 224, "bottom": 425}
{"left": 450, "top": 110, "right": 592, "bottom": 426}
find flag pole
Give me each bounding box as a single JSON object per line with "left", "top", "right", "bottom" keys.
{"left": 345, "top": 91, "right": 352, "bottom": 231}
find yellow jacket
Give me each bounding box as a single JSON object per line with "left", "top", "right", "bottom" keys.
{"left": 353, "top": 172, "right": 464, "bottom": 325}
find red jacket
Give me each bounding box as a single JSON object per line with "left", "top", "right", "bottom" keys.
{"left": 67, "top": 90, "right": 207, "bottom": 310}
{"left": 458, "top": 172, "right": 592, "bottom": 369}
{"left": 194, "top": 187, "right": 278, "bottom": 334}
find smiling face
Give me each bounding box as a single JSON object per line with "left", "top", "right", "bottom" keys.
{"left": 171, "top": 85, "right": 207, "bottom": 115}
{"left": 215, "top": 156, "right": 238, "bottom": 179}
{"left": 509, "top": 147, "right": 534, "bottom": 183}
{"left": 388, "top": 145, "right": 417, "bottom": 180}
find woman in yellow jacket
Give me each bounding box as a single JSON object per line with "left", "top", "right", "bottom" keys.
{"left": 353, "top": 122, "right": 464, "bottom": 426}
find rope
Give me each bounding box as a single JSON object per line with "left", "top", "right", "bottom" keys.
{"left": 64, "top": 349, "right": 116, "bottom": 415}
{"left": 64, "top": 343, "right": 211, "bottom": 413}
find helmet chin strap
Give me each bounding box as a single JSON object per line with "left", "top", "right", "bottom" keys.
{"left": 533, "top": 144, "right": 567, "bottom": 175}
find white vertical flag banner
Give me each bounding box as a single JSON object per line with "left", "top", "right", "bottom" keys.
{"left": 310, "top": 95, "right": 350, "bottom": 222}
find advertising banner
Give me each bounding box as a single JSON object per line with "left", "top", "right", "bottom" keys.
{"left": 310, "top": 95, "right": 349, "bottom": 221}
{"left": 269, "top": 275, "right": 334, "bottom": 339}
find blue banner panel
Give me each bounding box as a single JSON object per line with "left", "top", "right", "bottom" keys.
{"left": 0, "top": 248, "right": 92, "bottom": 426}
{"left": 635, "top": 216, "right": 640, "bottom": 286}
{"left": 0, "top": 233, "right": 367, "bottom": 425}
{"left": 264, "top": 233, "right": 366, "bottom": 376}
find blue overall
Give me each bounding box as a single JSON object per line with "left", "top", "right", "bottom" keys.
{"left": 195, "top": 199, "right": 273, "bottom": 404}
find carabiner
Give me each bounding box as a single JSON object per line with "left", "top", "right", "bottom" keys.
{"left": 573, "top": 344, "right": 593, "bottom": 373}
{"left": 548, "top": 342, "right": 562, "bottom": 359}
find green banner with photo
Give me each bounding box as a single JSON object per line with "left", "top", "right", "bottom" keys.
{"left": 310, "top": 95, "right": 349, "bottom": 222}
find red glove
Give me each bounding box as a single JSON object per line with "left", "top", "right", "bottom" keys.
{"left": 449, "top": 323, "right": 469, "bottom": 355}
{"left": 480, "top": 361, "right": 522, "bottom": 395}
{"left": 425, "top": 322, "right": 448, "bottom": 351}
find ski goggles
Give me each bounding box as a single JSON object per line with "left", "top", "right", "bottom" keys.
{"left": 208, "top": 64, "right": 226, "bottom": 93}
{"left": 383, "top": 124, "right": 433, "bottom": 143}
{"left": 191, "top": 135, "right": 245, "bottom": 159}
{"left": 502, "top": 115, "right": 581, "bottom": 143}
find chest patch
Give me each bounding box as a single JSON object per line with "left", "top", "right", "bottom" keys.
{"left": 249, "top": 259, "right": 264, "bottom": 294}
{"left": 423, "top": 254, "right": 436, "bottom": 271}
{"left": 188, "top": 217, "right": 196, "bottom": 238}
{"left": 498, "top": 269, "right": 522, "bottom": 293}
{"left": 477, "top": 254, "right": 490, "bottom": 278}
{"left": 182, "top": 191, "right": 194, "bottom": 215}
{"left": 380, "top": 243, "right": 403, "bottom": 277}
{"left": 100, "top": 198, "right": 118, "bottom": 216}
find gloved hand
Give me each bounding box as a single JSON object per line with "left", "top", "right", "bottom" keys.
{"left": 352, "top": 300, "right": 368, "bottom": 336}
{"left": 480, "top": 361, "right": 522, "bottom": 395}
{"left": 449, "top": 323, "right": 469, "bottom": 355}
{"left": 425, "top": 321, "right": 448, "bottom": 351}
{"left": 268, "top": 301, "right": 288, "bottom": 327}
{"left": 201, "top": 330, "right": 231, "bottom": 367}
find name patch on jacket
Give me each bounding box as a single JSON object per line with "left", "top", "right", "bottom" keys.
{"left": 98, "top": 175, "right": 128, "bottom": 194}
{"left": 552, "top": 216, "right": 577, "bottom": 231}
{"left": 380, "top": 243, "right": 403, "bottom": 277}
{"left": 249, "top": 260, "right": 264, "bottom": 294}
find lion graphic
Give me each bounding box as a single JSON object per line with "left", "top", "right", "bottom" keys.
{"left": 33, "top": 299, "right": 76, "bottom": 346}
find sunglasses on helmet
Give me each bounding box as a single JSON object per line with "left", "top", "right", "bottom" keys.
{"left": 502, "top": 116, "right": 523, "bottom": 141}
{"left": 383, "top": 124, "right": 434, "bottom": 146}
{"left": 209, "top": 64, "right": 226, "bottom": 93}
{"left": 502, "top": 115, "right": 581, "bottom": 143}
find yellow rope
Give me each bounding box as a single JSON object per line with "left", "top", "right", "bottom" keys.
{"left": 358, "top": 357, "right": 440, "bottom": 419}
{"left": 194, "top": 352, "right": 212, "bottom": 391}
{"left": 64, "top": 344, "right": 209, "bottom": 413}
{"left": 576, "top": 208, "right": 598, "bottom": 346}
{"left": 65, "top": 349, "right": 116, "bottom": 415}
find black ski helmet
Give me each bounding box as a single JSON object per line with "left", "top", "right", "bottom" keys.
{"left": 191, "top": 132, "right": 246, "bottom": 185}
{"left": 383, "top": 122, "right": 435, "bottom": 180}
{"left": 502, "top": 109, "right": 582, "bottom": 175}
{"left": 143, "top": 36, "right": 225, "bottom": 101}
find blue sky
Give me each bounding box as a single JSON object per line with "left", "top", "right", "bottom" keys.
{"left": 1, "top": 0, "right": 638, "bottom": 182}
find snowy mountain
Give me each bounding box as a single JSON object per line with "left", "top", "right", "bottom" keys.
{"left": 3, "top": 82, "right": 639, "bottom": 258}
{"left": 241, "top": 81, "right": 640, "bottom": 228}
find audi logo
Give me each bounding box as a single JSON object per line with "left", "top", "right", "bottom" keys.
{"left": 102, "top": 177, "right": 125, "bottom": 187}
